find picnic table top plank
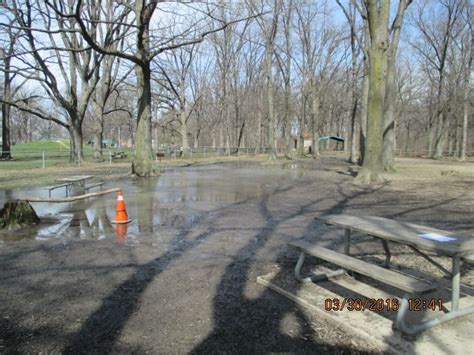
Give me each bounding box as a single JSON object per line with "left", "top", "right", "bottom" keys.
{"left": 55, "top": 175, "right": 95, "bottom": 183}
{"left": 289, "top": 240, "right": 435, "bottom": 294}
{"left": 316, "top": 214, "right": 474, "bottom": 256}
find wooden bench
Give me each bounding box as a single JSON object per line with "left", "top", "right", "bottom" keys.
{"left": 289, "top": 239, "right": 435, "bottom": 294}
{"left": 83, "top": 182, "right": 105, "bottom": 193}
{"left": 46, "top": 183, "right": 72, "bottom": 197}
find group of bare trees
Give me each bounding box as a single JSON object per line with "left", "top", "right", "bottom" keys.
{"left": 1, "top": 0, "right": 472, "bottom": 182}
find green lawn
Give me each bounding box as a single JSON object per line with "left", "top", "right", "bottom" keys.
{"left": 11, "top": 140, "right": 71, "bottom": 151}
{"left": 1, "top": 140, "right": 135, "bottom": 170}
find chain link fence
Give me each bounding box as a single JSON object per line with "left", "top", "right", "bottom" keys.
{"left": 0, "top": 146, "right": 295, "bottom": 169}
{"left": 2, "top": 146, "right": 469, "bottom": 169}
{"left": 394, "top": 149, "right": 474, "bottom": 158}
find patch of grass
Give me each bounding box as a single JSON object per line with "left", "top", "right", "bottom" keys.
{"left": 390, "top": 157, "right": 474, "bottom": 181}
{"left": 12, "top": 140, "right": 70, "bottom": 151}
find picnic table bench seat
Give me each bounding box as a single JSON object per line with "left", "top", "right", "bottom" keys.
{"left": 83, "top": 181, "right": 105, "bottom": 193}
{"left": 46, "top": 183, "right": 72, "bottom": 197}
{"left": 289, "top": 240, "right": 435, "bottom": 294}
{"left": 285, "top": 214, "right": 474, "bottom": 335}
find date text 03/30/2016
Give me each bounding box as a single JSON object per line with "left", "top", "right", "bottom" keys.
{"left": 324, "top": 298, "right": 443, "bottom": 312}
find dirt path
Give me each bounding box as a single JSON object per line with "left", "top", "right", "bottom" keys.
{"left": 0, "top": 157, "right": 473, "bottom": 353}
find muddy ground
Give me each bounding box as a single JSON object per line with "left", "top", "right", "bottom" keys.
{"left": 0, "top": 157, "right": 473, "bottom": 353}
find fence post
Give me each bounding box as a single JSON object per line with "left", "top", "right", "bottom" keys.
{"left": 109, "top": 149, "right": 112, "bottom": 166}
{"left": 42, "top": 151, "right": 45, "bottom": 169}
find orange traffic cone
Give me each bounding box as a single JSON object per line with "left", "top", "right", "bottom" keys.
{"left": 112, "top": 191, "right": 131, "bottom": 224}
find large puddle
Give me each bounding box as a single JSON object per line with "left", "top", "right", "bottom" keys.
{"left": 0, "top": 162, "right": 314, "bottom": 244}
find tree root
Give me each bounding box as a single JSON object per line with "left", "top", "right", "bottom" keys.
{"left": 354, "top": 168, "right": 385, "bottom": 184}
{"left": 0, "top": 200, "right": 40, "bottom": 230}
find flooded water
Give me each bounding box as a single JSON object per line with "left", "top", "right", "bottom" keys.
{"left": 0, "top": 162, "right": 314, "bottom": 244}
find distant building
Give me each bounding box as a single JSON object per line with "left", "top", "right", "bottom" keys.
{"left": 291, "top": 132, "right": 345, "bottom": 153}
{"left": 101, "top": 139, "right": 116, "bottom": 148}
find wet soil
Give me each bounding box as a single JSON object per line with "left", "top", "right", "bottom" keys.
{"left": 0, "top": 157, "right": 473, "bottom": 353}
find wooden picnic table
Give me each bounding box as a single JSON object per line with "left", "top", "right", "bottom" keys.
{"left": 55, "top": 175, "right": 95, "bottom": 186}
{"left": 289, "top": 214, "right": 474, "bottom": 334}
{"left": 51, "top": 175, "right": 95, "bottom": 196}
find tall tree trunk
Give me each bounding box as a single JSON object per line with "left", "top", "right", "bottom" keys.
{"left": 180, "top": 80, "right": 188, "bottom": 154}
{"left": 460, "top": 25, "right": 472, "bottom": 161}
{"left": 70, "top": 121, "right": 84, "bottom": 163}
{"left": 93, "top": 129, "right": 103, "bottom": 159}
{"left": 211, "top": 127, "right": 216, "bottom": 149}
{"left": 1, "top": 54, "right": 12, "bottom": 160}
{"left": 283, "top": 0, "right": 293, "bottom": 157}
{"left": 264, "top": 0, "right": 280, "bottom": 162}
{"left": 298, "top": 94, "right": 306, "bottom": 156}
{"left": 433, "top": 109, "right": 446, "bottom": 159}
{"left": 91, "top": 100, "right": 104, "bottom": 159}
{"left": 381, "top": 61, "right": 396, "bottom": 171}
{"left": 358, "top": 68, "right": 369, "bottom": 165}
{"left": 349, "top": 3, "right": 359, "bottom": 164}
{"left": 257, "top": 91, "right": 263, "bottom": 154}
{"left": 132, "top": 63, "right": 154, "bottom": 176}
{"left": 237, "top": 121, "right": 245, "bottom": 151}
{"left": 284, "top": 86, "right": 293, "bottom": 156}
{"left": 356, "top": 0, "right": 389, "bottom": 184}
{"left": 405, "top": 121, "right": 410, "bottom": 156}
{"left": 350, "top": 96, "right": 358, "bottom": 163}
{"left": 310, "top": 84, "right": 320, "bottom": 158}
{"left": 180, "top": 109, "right": 188, "bottom": 152}
{"left": 194, "top": 127, "right": 200, "bottom": 148}
{"left": 381, "top": 0, "right": 410, "bottom": 172}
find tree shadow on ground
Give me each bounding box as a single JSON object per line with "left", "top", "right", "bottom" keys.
{"left": 62, "top": 216, "right": 219, "bottom": 353}
{"left": 191, "top": 184, "right": 381, "bottom": 353}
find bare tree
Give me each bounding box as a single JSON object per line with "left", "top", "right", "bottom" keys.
{"left": 411, "top": 0, "right": 464, "bottom": 159}
{"left": 1, "top": 0, "right": 102, "bottom": 163}
{"left": 0, "top": 13, "right": 30, "bottom": 159}
{"left": 252, "top": 0, "right": 281, "bottom": 161}
{"left": 155, "top": 45, "right": 199, "bottom": 156}
{"left": 45, "top": 1, "right": 259, "bottom": 176}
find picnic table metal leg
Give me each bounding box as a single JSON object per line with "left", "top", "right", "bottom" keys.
{"left": 294, "top": 251, "right": 345, "bottom": 283}
{"left": 344, "top": 229, "right": 351, "bottom": 255}
{"left": 452, "top": 255, "right": 460, "bottom": 311}
{"left": 396, "top": 292, "right": 474, "bottom": 335}
{"left": 295, "top": 252, "right": 311, "bottom": 283}
{"left": 381, "top": 240, "right": 391, "bottom": 268}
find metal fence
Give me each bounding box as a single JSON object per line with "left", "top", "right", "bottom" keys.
{"left": 394, "top": 149, "right": 474, "bottom": 158}
{"left": 0, "top": 147, "right": 134, "bottom": 169}
{"left": 2, "top": 146, "right": 470, "bottom": 170}
{"left": 0, "top": 146, "right": 293, "bottom": 169}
